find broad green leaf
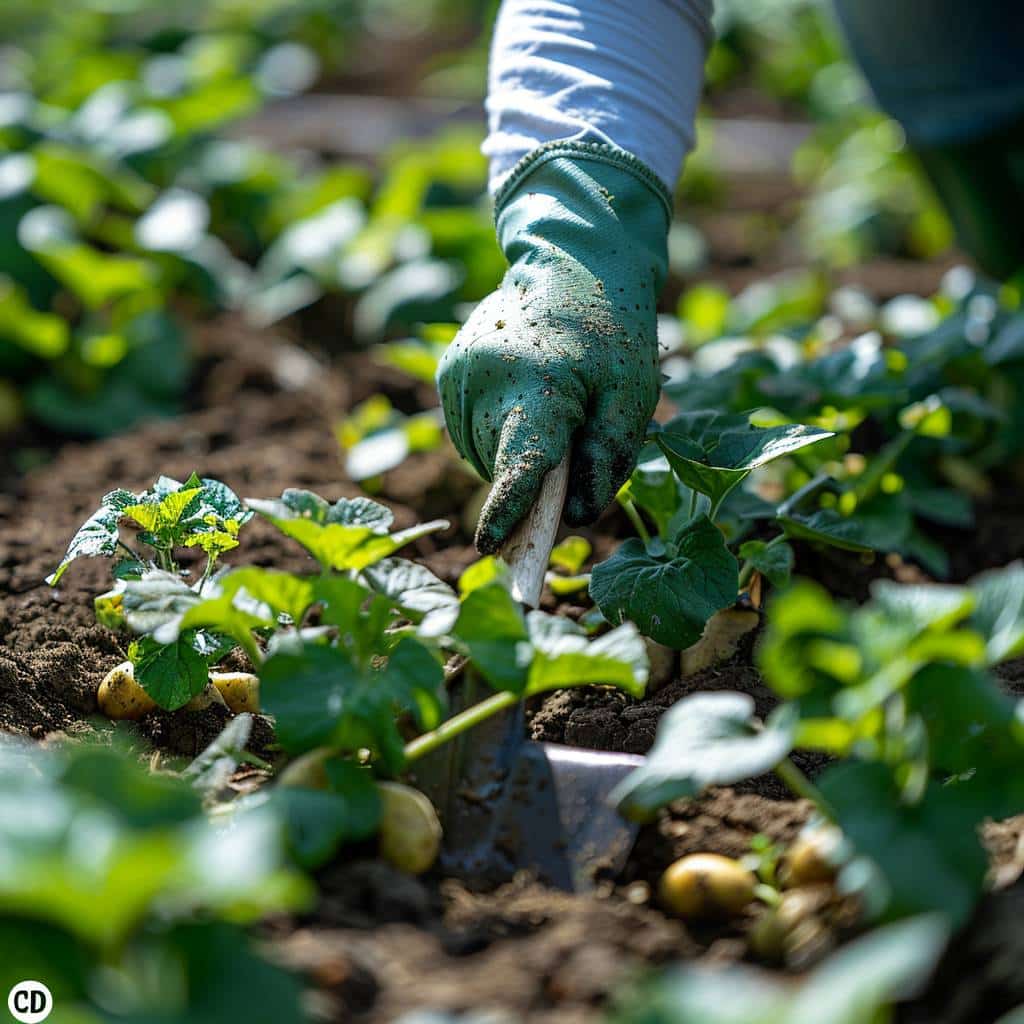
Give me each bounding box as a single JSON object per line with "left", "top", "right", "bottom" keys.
{"left": 218, "top": 567, "right": 315, "bottom": 626}
{"left": 819, "top": 761, "right": 989, "bottom": 924}
{"left": 129, "top": 632, "right": 209, "bottom": 710}
{"left": 739, "top": 539, "right": 794, "bottom": 587}
{"left": 611, "top": 692, "right": 795, "bottom": 821}
{"left": 525, "top": 613, "right": 648, "bottom": 697}
{"left": 620, "top": 455, "right": 683, "bottom": 539}
{"left": 35, "top": 242, "right": 156, "bottom": 310}
{"left": 272, "top": 761, "right": 381, "bottom": 869}
{"left": 123, "top": 570, "right": 199, "bottom": 634}
{"left": 779, "top": 492, "right": 910, "bottom": 554}
{"left": 549, "top": 536, "right": 592, "bottom": 574}
{"left": 589, "top": 516, "right": 738, "bottom": 649}
{"left": 185, "top": 714, "right": 255, "bottom": 796}
{"left": 970, "top": 562, "right": 1024, "bottom": 663}
{"left": 907, "top": 665, "right": 1024, "bottom": 796}
{"left": 452, "top": 583, "right": 531, "bottom": 693}
{"left": 46, "top": 503, "right": 122, "bottom": 585}
{"left": 382, "top": 637, "right": 446, "bottom": 731}
{"left": 361, "top": 557, "right": 460, "bottom": 638}
{"left": 868, "top": 581, "right": 975, "bottom": 633}
{"left": 247, "top": 489, "right": 445, "bottom": 571}
{"left": 547, "top": 573, "right": 591, "bottom": 597}
{"left": 0, "top": 277, "right": 68, "bottom": 358}
{"left": 458, "top": 556, "right": 508, "bottom": 595}
{"left": 658, "top": 411, "right": 832, "bottom": 509}
{"left": 261, "top": 645, "right": 362, "bottom": 754}
{"left": 787, "top": 914, "right": 951, "bottom": 1024}
{"left": 261, "top": 641, "right": 442, "bottom": 770}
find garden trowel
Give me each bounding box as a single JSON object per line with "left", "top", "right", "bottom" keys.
{"left": 409, "top": 458, "right": 645, "bottom": 893}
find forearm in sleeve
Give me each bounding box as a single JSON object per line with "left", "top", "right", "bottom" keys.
{"left": 483, "top": 0, "right": 714, "bottom": 195}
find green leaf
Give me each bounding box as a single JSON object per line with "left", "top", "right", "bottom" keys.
{"left": 273, "top": 761, "right": 381, "bottom": 869}
{"left": 0, "top": 276, "right": 68, "bottom": 358}
{"left": 452, "top": 583, "right": 531, "bottom": 693}
{"left": 129, "top": 632, "right": 210, "bottom": 710}
{"left": 261, "top": 640, "right": 442, "bottom": 771}
{"left": 611, "top": 692, "right": 795, "bottom": 821}
{"left": 361, "top": 557, "right": 460, "bottom": 638}
{"left": 247, "top": 489, "right": 446, "bottom": 571}
{"left": 525, "top": 613, "right": 648, "bottom": 697}
{"left": 779, "top": 492, "right": 910, "bottom": 553}
{"left": 589, "top": 516, "right": 739, "bottom": 649}
{"left": 758, "top": 580, "right": 847, "bottom": 699}
{"left": 658, "top": 411, "right": 832, "bottom": 509}
{"left": 123, "top": 570, "right": 199, "bottom": 634}
{"left": 47, "top": 501, "right": 123, "bottom": 585}
{"left": 868, "top": 581, "right": 975, "bottom": 633}
{"left": 620, "top": 455, "right": 683, "bottom": 539}
{"left": 970, "top": 562, "right": 1024, "bottom": 663}
{"left": 549, "top": 535, "right": 592, "bottom": 574}
{"left": 739, "top": 539, "right": 794, "bottom": 587}
{"left": 786, "top": 914, "right": 951, "bottom": 1024}
{"left": 819, "top": 761, "right": 989, "bottom": 924}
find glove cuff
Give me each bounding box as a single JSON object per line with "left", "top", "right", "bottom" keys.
{"left": 492, "top": 140, "right": 674, "bottom": 226}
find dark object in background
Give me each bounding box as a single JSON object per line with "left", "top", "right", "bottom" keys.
{"left": 833, "top": 0, "right": 1024, "bottom": 279}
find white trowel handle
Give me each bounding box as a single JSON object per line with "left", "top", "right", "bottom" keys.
{"left": 501, "top": 456, "right": 570, "bottom": 609}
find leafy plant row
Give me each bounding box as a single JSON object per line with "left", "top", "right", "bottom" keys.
{"left": 611, "top": 561, "right": 1024, "bottom": 927}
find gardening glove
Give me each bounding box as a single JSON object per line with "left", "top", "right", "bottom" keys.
{"left": 437, "top": 141, "right": 672, "bottom": 553}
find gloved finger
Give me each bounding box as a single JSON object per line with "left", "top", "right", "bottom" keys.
{"left": 475, "top": 401, "right": 579, "bottom": 555}
{"left": 436, "top": 292, "right": 506, "bottom": 479}
{"left": 565, "top": 385, "right": 654, "bottom": 527}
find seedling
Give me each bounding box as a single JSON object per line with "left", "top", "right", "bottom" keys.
{"left": 49, "top": 480, "right": 650, "bottom": 869}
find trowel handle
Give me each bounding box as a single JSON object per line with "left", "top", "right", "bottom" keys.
{"left": 502, "top": 456, "right": 570, "bottom": 609}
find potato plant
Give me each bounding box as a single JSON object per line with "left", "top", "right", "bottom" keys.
{"left": 49, "top": 478, "right": 650, "bottom": 868}
{"left": 590, "top": 411, "right": 837, "bottom": 648}
{"left": 0, "top": 737, "right": 310, "bottom": 1021}
{"left": 611, "top": 562, "right": 1024, "bottom": 926}
{"left": 668, "top": 272, "right": 1024, "bottom": 575}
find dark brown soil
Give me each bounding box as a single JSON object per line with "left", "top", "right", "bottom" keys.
{"left": 4, "top": 308, "right": 1024, "bottom": 1023}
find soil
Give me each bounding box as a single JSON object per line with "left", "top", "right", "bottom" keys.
{"left": 3, "top": 291, "right": 1023, "bottom": 1019}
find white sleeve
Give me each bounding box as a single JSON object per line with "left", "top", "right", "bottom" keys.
{"left": 483, "top": 0, "right": 714, "bottom": 195}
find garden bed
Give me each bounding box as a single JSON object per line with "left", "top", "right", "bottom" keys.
{"left": 5, "top": 305, "right": 1024, "bottom": 1024}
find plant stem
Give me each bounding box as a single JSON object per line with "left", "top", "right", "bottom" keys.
{"left": 737, "top": 533, "right": 788, "bottom": 589}
{"left": 403, "top": 690, "right": 519, "bottom": 763}
{"left": 774, "top": 757, "right": 835, "bottom": 821}
{"left": 619, "top": 497, "right": 651, "bottom": 544}
{"left": 688, "top": 488, "right": 698, "bottom": 520}
{"left": 116, "top": 540, "right": 142, "bottom": 561}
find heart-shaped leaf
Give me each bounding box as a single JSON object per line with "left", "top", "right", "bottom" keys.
{"left": 590, "top": 516, "right": 738, "bottom": 649}
{"left": 657, "top": 411, "right": 833, "bottom": 510}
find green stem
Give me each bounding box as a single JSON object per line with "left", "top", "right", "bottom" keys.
{"left": 688, "top": 488, "right": 698, "bottom": 520}
{"left": 737, "top": 533, "right": 787, "bottom": 589}
{"left": 619, "top": 497, "right": 651, "bottom": 544}
{"left": 774, "top": 757, "right": 835, "bottom": 821}
{"left": 404, "top": 690, "right": 519, "bottom": 763}
{"left": 116, "top": 540, "right": 142, "bottom": 562}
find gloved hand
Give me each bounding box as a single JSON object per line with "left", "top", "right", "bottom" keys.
{"left": 438, "top": 141, "right": 671, "bottom": 553}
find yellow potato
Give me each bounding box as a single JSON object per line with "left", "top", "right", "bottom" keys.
{"left": 97, "top": 662, "right": 157, "bottom": 720}
{"left": 278, "top": 747, "right": 335, "bottom": 789}
{"left": 659, "top": 853, "right": 756, "bottom": 919}
{"left": 377, "top": 781, "right": 442, "bottom": 876}
{"left": 184, "top": 683, "right": 228, "bottom": 712}
{"left": 210, "top": 671, "right": 260, "bottom": 714}
{"left": 782, "top": 825, "right": 844, "bottom": 887}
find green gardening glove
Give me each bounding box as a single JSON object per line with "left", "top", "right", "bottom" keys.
{"left": 437, "top": 141, "right": 672, "bottom": 553}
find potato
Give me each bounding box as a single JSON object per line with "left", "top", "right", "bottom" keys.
{"left": 782, "top": 825, "right": 844, "bottom": 888}
{"left": 377, "top": 781, "right": 442, "bottom": 876}
{"left": 97, "top": 662, "right": 157, "bottom": 720}
{"left": 645, "top": 638, "right": 678, "bottom": 692}
{"left": 749, "top": 886, "right": 832, "bottom": 961}
{"left": 278, "top": 747, "right": 335, "bottom": 790}
{"left": 210, "top": 671, "right": 260, "bottom": 714}
{"left": 659, "top": 853, "right": 756, "bottom": 919}
{"left": 184, "top": 683, "right": 228, "bottom": 712}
